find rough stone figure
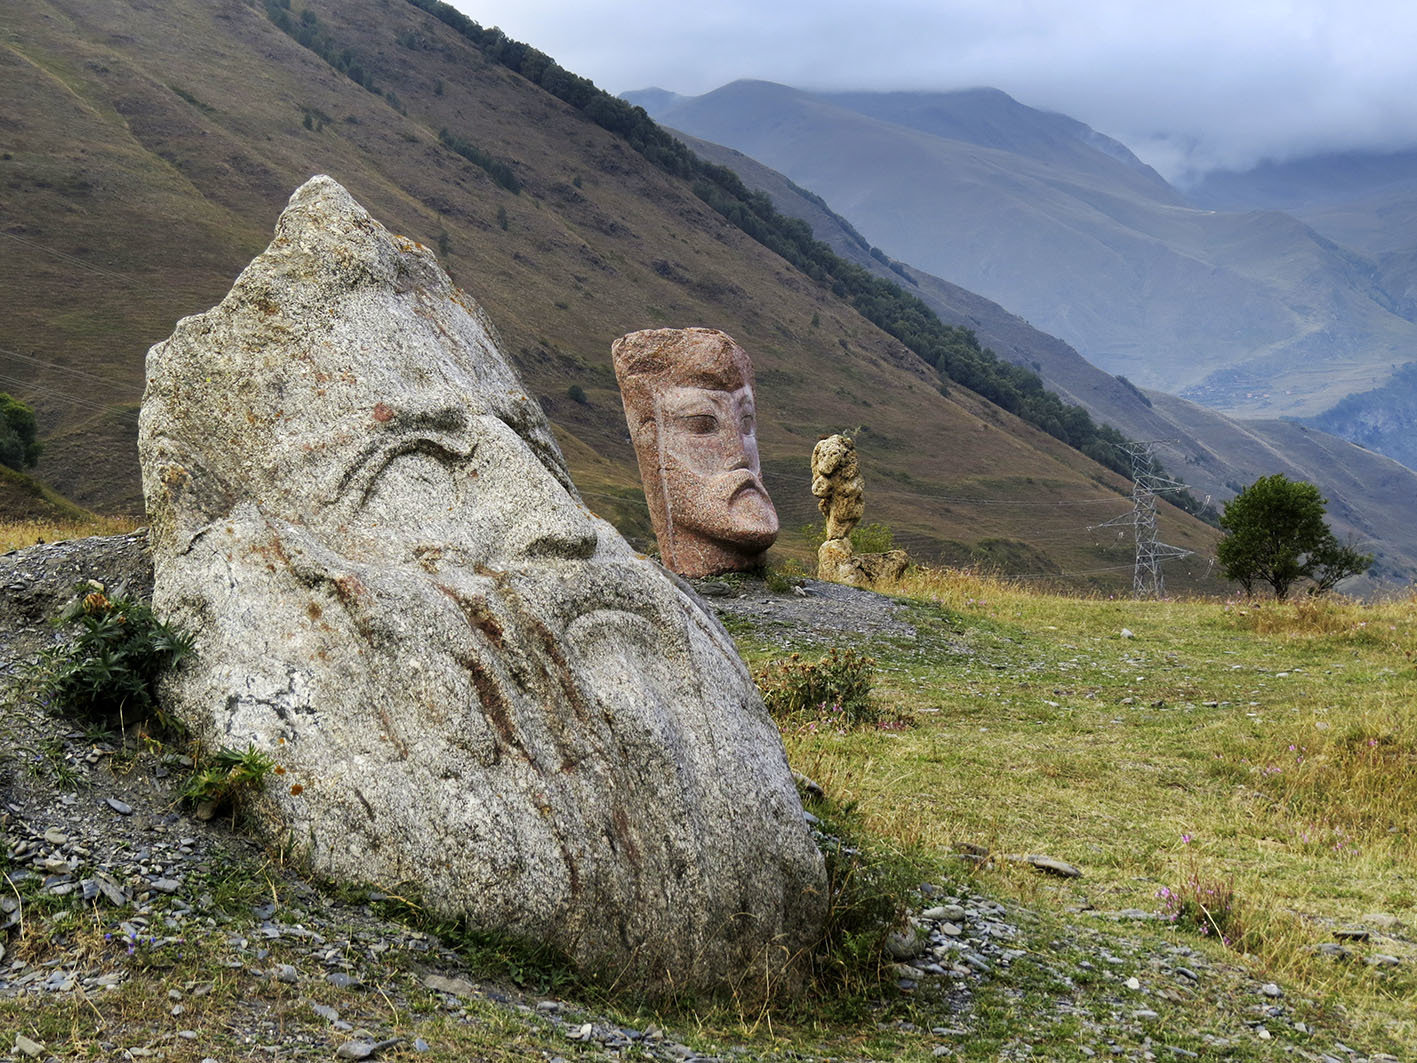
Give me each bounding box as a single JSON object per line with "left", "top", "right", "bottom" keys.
{"left": 810, "top": 434, "right": 909, "bottom": 589}
{"left": 138, "top": 176, "right": 826, "bottom": 995}
{"left": 612, "top": 328, "right": 778, "bottom": 577}
{"left": 811, "top": 433, "right": 865, "bottom": 541}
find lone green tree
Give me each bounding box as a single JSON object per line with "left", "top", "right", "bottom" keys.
{"left": 1216, "top": 474, "right": 1372, "bottom": 599}
{"left": 0, "top": 392, "right": 42, "bottom": 470}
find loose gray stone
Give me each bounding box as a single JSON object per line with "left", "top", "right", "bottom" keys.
{"left": 106, "top": 798, "right": 134, "bottom": 816}
{"left": 1260, "top": 982, "right": 1282, "bottom": 998}
{"left": 94, "top": 875, "right": 128, "bottom": 907}
{"left": 422, "top": 974, "right": 478, "bottom": 998}
{"left": 1027, "top": 855, "right": 1083, "bottom": 878}
{"left": 14, "top": 1034, "right": 43, "bottom": 1058}
{"left": 1313, "top": 942, "right": 1352, "bottom": 959}
{"left": 885, "top": 929, "right": 922, "bottom": 960}
{"left": 961, "top": 952, "right": 992, "bottom": 974}
{"left": 138, "top": 175, "right": 825, "bottom": 996}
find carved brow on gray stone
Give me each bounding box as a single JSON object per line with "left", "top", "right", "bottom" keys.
{"left": 138, "top": 175, "right": 826, "bottom": 997}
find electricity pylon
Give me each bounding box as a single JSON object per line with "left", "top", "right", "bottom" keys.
{"left": 1096, "top": 441, "right": 1194, "bottom": 597}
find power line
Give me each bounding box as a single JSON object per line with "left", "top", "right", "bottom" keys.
{"left": 0, "top": 344, "right": 125, "bottom": 385}
{"left": 0, "top": 230, "right": 132, "bottom": 282}
{"left": 0, "top": 372, "right": 122, "bottom": 414}
{"left": 924, "top": 495, "right": 1125, "bottom": 507}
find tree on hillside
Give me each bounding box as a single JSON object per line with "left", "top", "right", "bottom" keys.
{"left": 1216, "top": 474, "right": 1372, "bottom": 599}
{"left": 0, "top": 392, "right": 42, "bottom": 471}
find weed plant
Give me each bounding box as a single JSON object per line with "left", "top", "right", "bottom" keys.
{"left": 754, "top": 648, "right": 878, "bottom": 727}
{"left": 29, "top": 585, "right": 195, "bottom": 733}
{"left": 1156, "top": 860, "right": 1249, "bottom": 949}
{"left": 802, "top": 797, "right": 929, "bottom": 1009}
{"left": 182, "top": 744, "right": 278, "bottom": 819}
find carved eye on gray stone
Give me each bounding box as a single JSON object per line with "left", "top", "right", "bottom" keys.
{"left": 363, "top": 445, "right": 462, "bottom": 520}
{"left": 344, "top": 437, "right": 473, "bottom": 519}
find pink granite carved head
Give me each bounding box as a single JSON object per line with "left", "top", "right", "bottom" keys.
{"left": 613, "top": 327, "right": 778, "bottom": 577}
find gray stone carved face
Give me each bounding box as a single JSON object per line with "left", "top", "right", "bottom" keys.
{"left": 613, "top": 328, "right": 779, "bottom": 577}
{"left": 138, "top": 177, "right": 824, "bottom": 995}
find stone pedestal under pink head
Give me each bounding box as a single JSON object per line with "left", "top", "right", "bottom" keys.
{"left": 612, "top": 327, "right": 779, "bottom": 577}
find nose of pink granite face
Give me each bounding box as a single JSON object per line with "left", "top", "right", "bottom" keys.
{"left": 721, "top": 429, "right": 751, "bottom": 472}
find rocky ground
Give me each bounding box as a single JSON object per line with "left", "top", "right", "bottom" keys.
{"left": 0, "top": 536, "right": 1407, "bottom": 1062}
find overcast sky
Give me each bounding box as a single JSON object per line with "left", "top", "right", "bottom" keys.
{"left": 446, "top": 0, "right": 1417, "bottom": 181}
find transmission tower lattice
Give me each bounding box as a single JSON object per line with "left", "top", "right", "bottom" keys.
{"left": 1095, "top": 441, "right": 1193, "bottom": 597}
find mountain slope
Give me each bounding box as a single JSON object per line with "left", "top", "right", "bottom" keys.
{"left": 0, "top": 0, "right": 1222, "bottom": 591}
{"left": 672, "top": 132, "right": 1417, "bottom": 590}
{"left": 629, "top": 82, "right": 1417, "bottom": 426}
{"left": 1186, "top": 148, "right": 1417, "bottom": 255}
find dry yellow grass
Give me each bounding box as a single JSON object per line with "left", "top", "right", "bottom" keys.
{"left": 0, "top": 516, "right": 140, "bottom": 554}
{"left": 734, "top": 565, "right": 1417, "bottom": 1053}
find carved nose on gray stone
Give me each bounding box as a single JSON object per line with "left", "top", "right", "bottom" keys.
{"left": 500, "top": 487, "right": 599, "bottom": 560}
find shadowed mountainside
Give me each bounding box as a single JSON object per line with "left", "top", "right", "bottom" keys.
{"left": 630, "top": 82, "right": 1417, "bottom": 429}
{"left": 671, "top": 133, "right": 1417, "bottom": 592}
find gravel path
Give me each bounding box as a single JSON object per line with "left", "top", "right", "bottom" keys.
{"left": 691, "top": 574, "right": 918, "bottom": 643}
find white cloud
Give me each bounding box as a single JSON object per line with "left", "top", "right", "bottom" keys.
{"left": 449, "top": 0, "right": 1417, "bottom": 177}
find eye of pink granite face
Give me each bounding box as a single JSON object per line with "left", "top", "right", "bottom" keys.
{"left": 659, "top": 385, "right": 761, "bottom": 477}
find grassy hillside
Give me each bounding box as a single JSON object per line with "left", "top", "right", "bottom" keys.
{"left": 0, "top": 0, "right": 1222, "bottom": 592}
{"left": 751, "top": 569, "right": 1417, "bottom": 1058}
